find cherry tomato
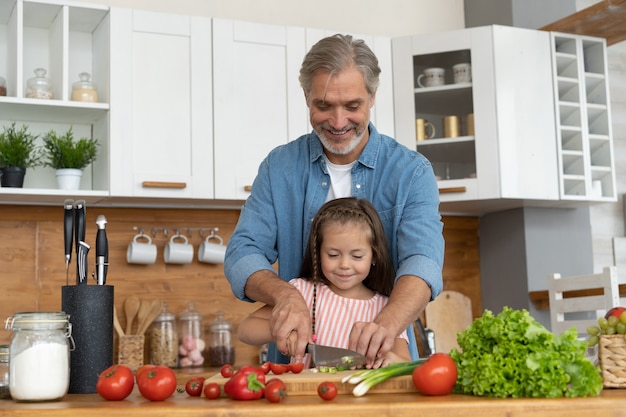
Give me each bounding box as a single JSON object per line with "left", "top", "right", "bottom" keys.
{"left": 136, "top": 365, "right": 177, "bottom": 401}
{"left": 258, "top": 361, "right": 272, "bottom": 374}
{"left": 220, "top": 364, "right": 235, "bottom": 378}
{"left": 317, "top": 381, "right": 337, "bottom": 401}
{"left": 270, "top": 362, "right": 288, "bottom": 375}
{"left": 288, "top": 362, "right": 304, "bottom": 374}
{"left": 135, "top": 364, "right": 156, "bottom": 383}
{"left": 96, "top": 364, "right": 135, "bottom": 401}
{"left": 264, "top": 378, "right": 287, "bottom": 403}
{"left": 185, "top": 376, "right": 206, "bottom": 397}
{"left": 412, "top": 353, "right": 458, "bottom": 396}
{"left": 203, "top": 382, "right": 221, "bottom": 399}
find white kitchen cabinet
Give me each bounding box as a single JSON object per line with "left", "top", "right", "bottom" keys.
{"left": 108, "top": 8, "right": 213, "bottom": 199}
{"left": 393, "top": 25, "right": 560, "bottom": 213}
{"left": 0, "top": 0, "right": 110, "bottom": 204}
{"left": 550, "top": 32, "right": 616, "bottom": 201}
{"left": 212, "top": 19, "right": 307, "bottom": 200}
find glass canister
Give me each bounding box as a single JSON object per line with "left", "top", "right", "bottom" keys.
{"left": 0, "top": 344, "right": 9, "bottom": 399}
{"left": 209, "top": 311, "right": 235, "bottom": 367}
{"left": 177, "top": 301, "right": 205, "bottom": 368}
{"left": 0, "top": 76, "right": 6, "bottom": 96}
{"left": 25, "top": 68, "right": 53, "bottom": 99}
{"left": 71, "top": 72, "right": 98, "bottom": 102}
{"left": 149, "top": 302, "right": 178, "bottom": 367}
{"left": 5, "top": 312, "right": 71, "bottom": 402}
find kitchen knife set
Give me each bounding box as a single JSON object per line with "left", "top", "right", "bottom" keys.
{"left": 63, "top": 199, "right": 108, "bottom": 286}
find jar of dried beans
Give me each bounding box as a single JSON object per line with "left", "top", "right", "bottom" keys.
{"left": 208, "top": 311, "right": 235, "bottom": 367}
{"left": 149, "top": 302, "right": 178, "bottom": 367}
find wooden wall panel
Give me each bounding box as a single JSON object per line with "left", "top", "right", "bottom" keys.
{"left": 0, "top": 205, "right": 480, "bottom": 366}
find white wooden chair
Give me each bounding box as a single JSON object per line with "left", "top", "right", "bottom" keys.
{"left": 548, "top": 266, "right": 620, "bottom": 336}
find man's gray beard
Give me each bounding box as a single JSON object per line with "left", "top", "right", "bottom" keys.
{"left": 315, "top": 127, "right": 366, "bottom": 156}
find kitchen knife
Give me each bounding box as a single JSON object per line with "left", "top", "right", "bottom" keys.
{"left": 74, "top": 200, "right": 86, "bottom": 285}
{"left": 77, "top": 241, "right": 90, "bottom": 285}
{"left": 63, "top": 199, "right": 74, "bottom": 286}
{"left": 306, "top": 343, "right": 366, "bottom": 369}
{"left": 95, "top": 215, "right": 108, "bottom": 285}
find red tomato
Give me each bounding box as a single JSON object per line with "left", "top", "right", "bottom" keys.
{"left": 220, "top": 364, "right": 235, "bottom": 378}
{"left": 606, "top": 307, "right": 626, "bottom": 319}
{"left": 135, "top": 364, "right": 156, "bottom": 383}
{"left": 185, "top": 376, "right": 206, "bottom": 397}
{"left": 96, "top": 364, "right": 135, "bottom": 401}
{"left": 264, "top": 378, "right": 287, "bottom": 403}
{"left": 258, "top": 361, "right": 272, "bottom": 374}
{"left": 317, "top": 381, "right": 337, "bottom": 401}
{"left": 136, "top": 365, "right": 177, "bottom": 401}
{"left": 412, "top": 353, "right": 458, "bottom": 396}
{"left": 288, "top": 362, "right": 304, "bottom": 374}
{"left": 203, "top": 382, "right": 221, "bottom": 399}
{"left": 270, "top": 362, "right": 288, "bottom": 375}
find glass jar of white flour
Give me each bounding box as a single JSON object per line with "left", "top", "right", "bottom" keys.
{"left": 5, "top": 312, "right": 72, "bottom": 402}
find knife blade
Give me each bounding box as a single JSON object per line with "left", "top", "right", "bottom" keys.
{"left": 77, "top": 241, "right": 90, "bottom": 285}
{"left": 63, "top": 199, "right": 74, "bottom": 286}
{"left": 95, "top": 215, "right": 108, "bottom": 285}
{"left": 306, "top": 343, "right": 366, "bottom": 369}
{"left": 74, "top": 200, "right": 86, "bottom": 285}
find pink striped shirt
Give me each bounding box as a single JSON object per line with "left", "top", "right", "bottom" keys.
{"left": 289, "top": 278, "right": 409, "bottom": 348}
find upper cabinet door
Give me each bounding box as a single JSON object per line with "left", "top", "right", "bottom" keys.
{"left": 109, "top": 9, "right": 213, "bottom": 199}
{"left": 212, "top": 19, "right": 307, "bottom": 200}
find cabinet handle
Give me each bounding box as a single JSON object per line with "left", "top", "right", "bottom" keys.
{"left": 439, "top": 186, "right": 467, "bottom": 194}
{"left": 142, "top": 181, "right": 187, "bottom": 189}
{"left": 243, "top": 185, "right": 252, "bottom": 192}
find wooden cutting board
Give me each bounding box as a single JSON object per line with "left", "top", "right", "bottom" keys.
{"left": 204, "top": 368, "right": 416, "bottom": 396}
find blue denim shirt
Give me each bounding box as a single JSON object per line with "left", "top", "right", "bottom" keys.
{"left": 225, "top": 123, "right": 444, "bottom": 301}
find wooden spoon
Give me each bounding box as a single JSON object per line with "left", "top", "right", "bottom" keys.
{"left": 137, "top": 299, "right": 164, "bottom": 335}
{"left": 113, "top": 305, "right": 125, "bottom": 337}
{"left": 135, "top": 299, "right": 152, "bottom": 334}
{"left": 124, "top": 295, "right": 140, "bottom": 335}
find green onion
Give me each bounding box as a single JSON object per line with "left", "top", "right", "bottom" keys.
{"left": 343, "top": 359, "right": 427, "bottom": 397}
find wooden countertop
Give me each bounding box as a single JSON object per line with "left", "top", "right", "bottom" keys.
{"left": 2, "top": 388, "right": 626, "bottom": 417}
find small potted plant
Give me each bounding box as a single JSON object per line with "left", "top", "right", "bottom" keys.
{"left": 0, "top": 122, "right": 42, "bottom": 187}
{"left": 42, "top": 127, "right": 99, "bottom": 190}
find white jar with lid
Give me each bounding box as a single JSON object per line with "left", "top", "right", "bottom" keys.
{"left": 5, "top": 312, "right": 71, "bottom": 402}
{"left": 149, "top": 302, "right": 178, "bottom": 367}
{"left": 71, "top": 72, "right": 98, "bottom": 102}
{"left": 177, "top": 301, "right": 205, "bottom": 368}
{"left": 25, "top": 68, "right": 53, "bottom": 100}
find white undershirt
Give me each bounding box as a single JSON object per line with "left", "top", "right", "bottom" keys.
{"left": 325, "top": 156, "right": 356, "bottom": 201}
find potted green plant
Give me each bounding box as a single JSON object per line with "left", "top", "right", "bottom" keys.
{"left": 42, "top": 127, "right": 99, "bottom": 190}
{"left": 0, "top": 122, "right": 42, "bottom": 187}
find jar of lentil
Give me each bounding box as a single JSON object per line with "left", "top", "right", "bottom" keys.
{"left": 5, "top": 312, "right": 71, "bottom": 402}
{"left": 177, "top": 302, "right": 205, "bottom": 368}
{"left": 208, "top": 311, "right": 235, "bottom": 367}
{"left": 149, "top": 302, "right": 178, "bottom": 367}
{"left": 25, "top": 68, "right": 53, "bottom": 100}
{"left": 0, "top": 344, "right": 10, "bottom": 399}
{"left": 71, "top": 72, "right": 98, "bottom": 102}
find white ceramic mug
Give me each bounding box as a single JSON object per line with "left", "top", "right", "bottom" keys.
{"left": 164, "top": 234, "right": 194, "bottom": 264}
{"left": 198, "top": 235, "right": 226, "bottom": 264}
{"left": 417, "top": 67, "right": 445, "bottom": 88}
{"left": 127, "top": 234, "right": 157, "bottom": 264}
{"left": 453, "top": 63, "right": 472, "bottom": 84}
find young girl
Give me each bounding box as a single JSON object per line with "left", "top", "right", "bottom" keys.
{"left": 238, "top": 197, "right": 411, "bottom": 368}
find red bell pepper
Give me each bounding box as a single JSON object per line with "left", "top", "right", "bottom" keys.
{"left": 224, "top": 365, "right": 266, "bottom": 400}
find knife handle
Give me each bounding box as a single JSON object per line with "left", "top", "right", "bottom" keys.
{"left": 95, "top": 228, "right": 108, "bottom": 285}
{"left": 63, "top": 199, "right": 74, "bottom": 265}
{"left": 74, "top": 200, "right": 86, "bottom": 253}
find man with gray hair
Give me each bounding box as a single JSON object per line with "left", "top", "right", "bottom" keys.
{"left": 225, "top": 34, "right": 444, "bottom": 367}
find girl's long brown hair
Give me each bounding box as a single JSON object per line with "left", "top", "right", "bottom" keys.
{"left": 299, "top": 197, "right": 395, "bottom": 296}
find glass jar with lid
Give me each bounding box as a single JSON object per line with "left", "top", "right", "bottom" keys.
{"left": 149, "top": 301, "right": 178, "bottom": 367}
{"left": 209, "top": 311, "right": 235, "bottom": 367}
{"left": 25, "top": 68, "right": 53, "bottom": 100}
{"left": 0, "top": 344, "right": 10, "bottom": 399}
{"left": 177, "top": 301, "right": 205, "bottom": 368}
{"left": 71, "top": 72, "right": 98, "bottom": 102}
{"left": 5, "top": 312, "right": 71, "bottom": 402}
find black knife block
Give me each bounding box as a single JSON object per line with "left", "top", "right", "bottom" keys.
{"left": 62, "top": 285, "right": 114, "bottom": 394}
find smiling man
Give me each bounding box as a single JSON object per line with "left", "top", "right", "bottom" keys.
{"left": 224, "top": 34, "right": 444, "bottom": 366}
